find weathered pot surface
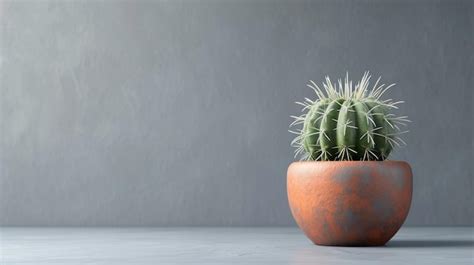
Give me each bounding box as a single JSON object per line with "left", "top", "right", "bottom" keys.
{"left": 287, "top": 161, "right": 412, "bottom": 246}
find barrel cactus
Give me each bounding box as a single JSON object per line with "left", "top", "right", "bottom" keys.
{"left": 290, "top": 72, "right": 409, "bottom": 161}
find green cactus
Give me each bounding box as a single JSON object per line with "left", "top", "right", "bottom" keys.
{"left": 290, "top": 72, "right": 409, "bottom": 161}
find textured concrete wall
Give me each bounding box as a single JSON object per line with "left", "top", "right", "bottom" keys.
{"left": 1, "top": 0, "right": 472, "bottom": 226}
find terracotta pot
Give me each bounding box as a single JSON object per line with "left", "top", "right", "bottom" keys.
{"left": 287, "top": 161, "right": 412, "bottom": 246}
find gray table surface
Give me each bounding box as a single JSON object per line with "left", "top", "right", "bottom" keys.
{"left": 1, "top": 227, "right": 473, "bottom": 265}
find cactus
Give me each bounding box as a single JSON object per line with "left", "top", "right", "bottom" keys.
{"left": 290, "top": 72, "right": 409, "bottom": 161}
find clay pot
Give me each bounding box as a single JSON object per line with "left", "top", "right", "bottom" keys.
{"left": 287, "top": 161, "right": 412, "bottom": 246}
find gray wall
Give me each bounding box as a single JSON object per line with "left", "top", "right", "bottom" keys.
{"left": 1, "top": 0, "right": 472, "bottom": 226}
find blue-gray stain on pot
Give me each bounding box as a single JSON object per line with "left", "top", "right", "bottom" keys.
{"left": 372, "top": 195, "right": 395, "bottom": 221}
{"left": 313, "top": 207, "right": 332, "bottom": 240}
{"left": 334, "top": 197, "right": 362, "bottom": 235}
{"left": 333, "top": 167, "right": 354, "bottom": 183}
{"left": 389, "top": 166, "right": 407, "bottom": 189}
{"left": 333, "top": 166, "right": 372, "bottom": 184}
{"left": 340, "top": 209, "right": 357, "bottom": 233}
{"left": 360, "top": 172, "right": 371, "bottom": 186}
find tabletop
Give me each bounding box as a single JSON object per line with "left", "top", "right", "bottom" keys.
{"left": 1, "top": 227, "right": 473, "bottom": 264}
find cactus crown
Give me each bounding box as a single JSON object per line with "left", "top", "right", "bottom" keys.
{"left": 290, "top": 72, "right": 409, "bottom": 161}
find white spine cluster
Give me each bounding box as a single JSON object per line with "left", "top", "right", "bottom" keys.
{"left": 289, "top": 71, "right": 410, "bottom": 161}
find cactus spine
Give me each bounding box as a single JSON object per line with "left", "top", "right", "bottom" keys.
{"left": 290, "top": 72, "right": 409, "bottom": 161}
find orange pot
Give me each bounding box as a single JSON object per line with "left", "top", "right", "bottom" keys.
{"left": 287, "top": 161, "right": 412, "bottom": 246}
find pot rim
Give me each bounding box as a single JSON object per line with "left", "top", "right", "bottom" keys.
{"left": 290, "top": 160, "right": 408, "bottom": 164}
{"left": 287, "top": 161, "right": 413, "bottom": 183}
{"left": 288, "top": 160, "right": 412, "bottom": 179}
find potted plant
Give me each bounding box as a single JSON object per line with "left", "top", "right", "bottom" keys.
{"left": 288, "top": 72, "right": 411, "bottom": 246}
